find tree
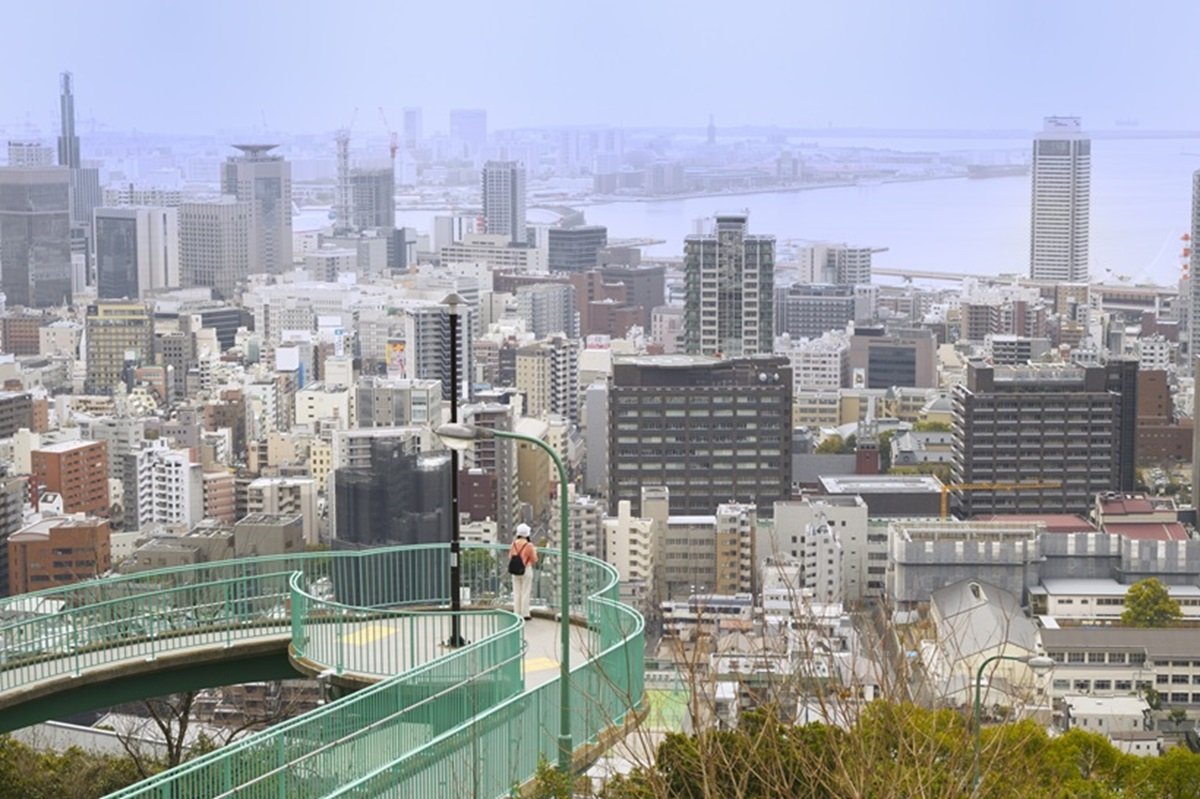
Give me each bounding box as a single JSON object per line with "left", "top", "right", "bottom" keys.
{"left": 814, "top": 435, "right": 845, "bottom": 455}
{"left": 912, "top": 421, "right": 951, "bottom": 432}
{"left": 1122, "top": 578, "right": 1182, "bottom": 628}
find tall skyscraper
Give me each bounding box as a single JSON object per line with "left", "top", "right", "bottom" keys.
{"left": 1030, "top": 116, "right": 1090, "bottom": 282}
{"left": 450, "top": 109, "right": 487, "bottom": 158}
{"left": 683, "top": 213, "right": 775, "bottom": 357}
{"left": 221, "top": 144, "right": 293, "bottom": 274}
{"left": 94, "top": 207, "right": 179, "bottom": 299}
{"left": 178, "top": 198, "right": 252, "bottom": 299}
{"left": 402, "top": 107, "right": 423, "bottom": 150}
{"left": 481, "top": 160, "right": 526, "bottom": 244}
{"left": 57, "top": 73, "right": 100, "bottom": 232}
{"left": 0, "top": 166, "right": 72, "bottom": 307}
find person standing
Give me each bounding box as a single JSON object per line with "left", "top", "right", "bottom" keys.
{"left": 509, "top": 523, "right": 538, "bottom": 620}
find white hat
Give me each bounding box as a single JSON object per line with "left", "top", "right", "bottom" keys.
{"left": 515, "top": 523, "right": 532, "bottom": 539}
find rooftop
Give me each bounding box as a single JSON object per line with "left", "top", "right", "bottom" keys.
{"left": 819, "top": 474, "right": 943, "bottom": 494}
{"left": 1063, "top": 694, "right": 1149, "bottom": 717}
{"left": 1035, "top": 577, "right": 1200, "bottom": 597}
{"left": 33, "top": 439, "right": 99, "bottom": 454}
{"left": 1102, "top": 522, "right": 1190, "bottom": 541}
{"left": 1041, "top": 626, "right": 1200, "bottom": 658}
{"left": 977, "top": 514, "right": 1096, "bottom": 534}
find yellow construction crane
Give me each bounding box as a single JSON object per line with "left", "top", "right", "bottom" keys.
{"left": 941, "top": 481, "right": 1063, "bottom": 519}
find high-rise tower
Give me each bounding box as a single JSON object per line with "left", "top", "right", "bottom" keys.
{"left": 683, "top": 213, "right": 775, "bottom": 357}
{"left": 56, "top": 72, "right": 100, "bottom": 240}
{"left": 221, "top": 144, "right": 293, "bottom": 274}
{"left": 1030, "top": 116, "right": 1090, "bottom": 282}
{"left": 481, "top": 161, "right": 526, "bottom": 244}
{"left": 0, "top": 167, "right": 72, "bottom": 307}
{"left": 57, "top": 73, "right": 80, "bottom": 169}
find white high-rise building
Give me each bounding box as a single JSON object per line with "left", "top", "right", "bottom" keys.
{"left": 516, "top": 335, "right": 580, "bottom": 422}
{"left": 1030, "top": 117, "right": 1090, "bottom": 282}
{"left": 683, "top": 213, "right": 775, "bottom": 357}
{"left": 481, "top": 161, "right": 527, "bottom": 244}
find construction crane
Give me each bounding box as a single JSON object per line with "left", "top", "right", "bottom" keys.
{"left": 379, "top": 107, "right": 398, "bottom": 162}
{"left": 940, "top": 481, "right": 1063, "bottom": 519}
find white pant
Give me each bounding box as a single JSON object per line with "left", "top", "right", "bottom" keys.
{"left": 512, "top": 571, "right": 533, "bottom": 619}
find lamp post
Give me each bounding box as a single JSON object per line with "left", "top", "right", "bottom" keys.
{"left": 972, "top": 653, "right": 1055, "bottom": 795}
{"left": 441, "top": 293, "right": 467, "bottom": 647}
{"left": 437, "top": 422, "right": 574, "bottom": 774}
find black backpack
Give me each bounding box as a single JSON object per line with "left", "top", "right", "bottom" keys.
{"left": 508, "top": 542, "right": 527, "bottom": 575}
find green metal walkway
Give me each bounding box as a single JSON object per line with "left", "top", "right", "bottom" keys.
{"left": 0, "top": 543, "right": 645, "bottom": 798}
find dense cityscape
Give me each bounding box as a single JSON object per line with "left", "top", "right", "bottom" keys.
{"left": 5, "top": 6, "right": 1200, "bottom": 797}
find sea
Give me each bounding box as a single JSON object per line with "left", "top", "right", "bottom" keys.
{"left": 394, "top": 136, "right": 1200, "bottom": 287}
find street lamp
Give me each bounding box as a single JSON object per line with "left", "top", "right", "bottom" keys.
{"left": 441, "top": 292, "right": 468, "bottom": 648}
{"left": 972, "top": 653, "right": 1055, "bottom": 795}
{"left": 436, "top": 422, "right": 574, "bottom": 775}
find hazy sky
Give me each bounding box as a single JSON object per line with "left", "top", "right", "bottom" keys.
{"left": 2, "top": 1, "right": 1197, "bottom": 136}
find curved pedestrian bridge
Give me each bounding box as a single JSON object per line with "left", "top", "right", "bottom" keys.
{"left": 0, "top": 543, "right": 645, "bottom": 797}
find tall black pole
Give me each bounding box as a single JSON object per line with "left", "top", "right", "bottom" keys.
{"left": 445, "top": 293, "right": 466, "bottom": 647}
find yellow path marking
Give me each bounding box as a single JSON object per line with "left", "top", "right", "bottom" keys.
{"left": 524, "top": 657, "right": 559, "bottom": 673}
{"left": 341, "top": 625, "right": 398, "bottom": 646}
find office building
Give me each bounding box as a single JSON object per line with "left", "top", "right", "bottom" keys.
{"left": 602, "top": 498, "right": 656, "bottom": 603}
{"left": 848, "top": 326, "right": 937, "bottom": 389}
{"left": 439, "top": 234, "right": 545, "bottom": 272}
{"left": 7, "top": 516, "right": 111, "bottom": 595}
{"left": 95, "top": 206, "right": 179, "bottom": 299}
{"left": 516, "top": 282, "right": 579, "bottom": 338}
{"left": 355, "top": 377, "right": 440, "bottom": 428}
{"left": 481, "top": 161, "right": 526, "bottom": 244}
{"left": 142, "top": 442, "right": 204, "bottom": 530}
{"left": 7, "top": 141, "right": 54, "bottom": 166}
{"left": 221, "top": 144, "right": 292, "bottom": 274}
{"left": 608, "top": 355, "right": 792, "bottom": 516}
{"left": 450, "top": 109, "right": 487, "bottom": 157}
{"left": 179, "top": 198, "right": 252, "bottom": 299}
{"left": 951, "top": 360, "right": 1138, "bottom": 517}
{"left": 1030, "top": 117, "right": 1090, "bottom": 282}
{"left": 84, "top": 300, "right": 154, "bottom": 394}
{"left": 641, "top": 489, "right": 758, "bottom": 601}
{"left": 683, "top": 213, "right": 774, "bottom": 357}
{"left": 350, "top": 166, "right": 395, "bottom": 231}
{"left": 402, "top": 107, "right": 422, "bottom": 149}
{"left": 547, "top": 225, "right": 608, "bottom": 273}
{"left": 516, "top": 335, "right": 580, "bottom": 422}
{"left": 775, "top": 331, "right": 850, "bottom": 393}
{"left": 774, "top": 283, "right": 864, "bottom": 340}
{"left": 597, "top": 259, "right": 665, "bottom": 331}
{"left": 0, "top": 166, "right": 72, "bottom": 307}
{"left": 0, "top": 392, "right": 33, "bottom": 438}
{"left": 32, "top": 440, "right": 109, "bottom": 516}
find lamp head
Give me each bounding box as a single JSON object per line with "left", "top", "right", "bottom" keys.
{"left": 1025, "top": 655, "right": 1056, "bottom": 675}
{"left": 435, "top": 422, "right": 490, "bottom": 452}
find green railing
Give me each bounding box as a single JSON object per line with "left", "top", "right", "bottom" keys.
{"left": 0, "top": 543, "right": 644, "bottom": 798}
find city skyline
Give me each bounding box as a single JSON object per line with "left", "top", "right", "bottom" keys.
{"left": 2, "top": 2, "right": 1199, "bottom": 135}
